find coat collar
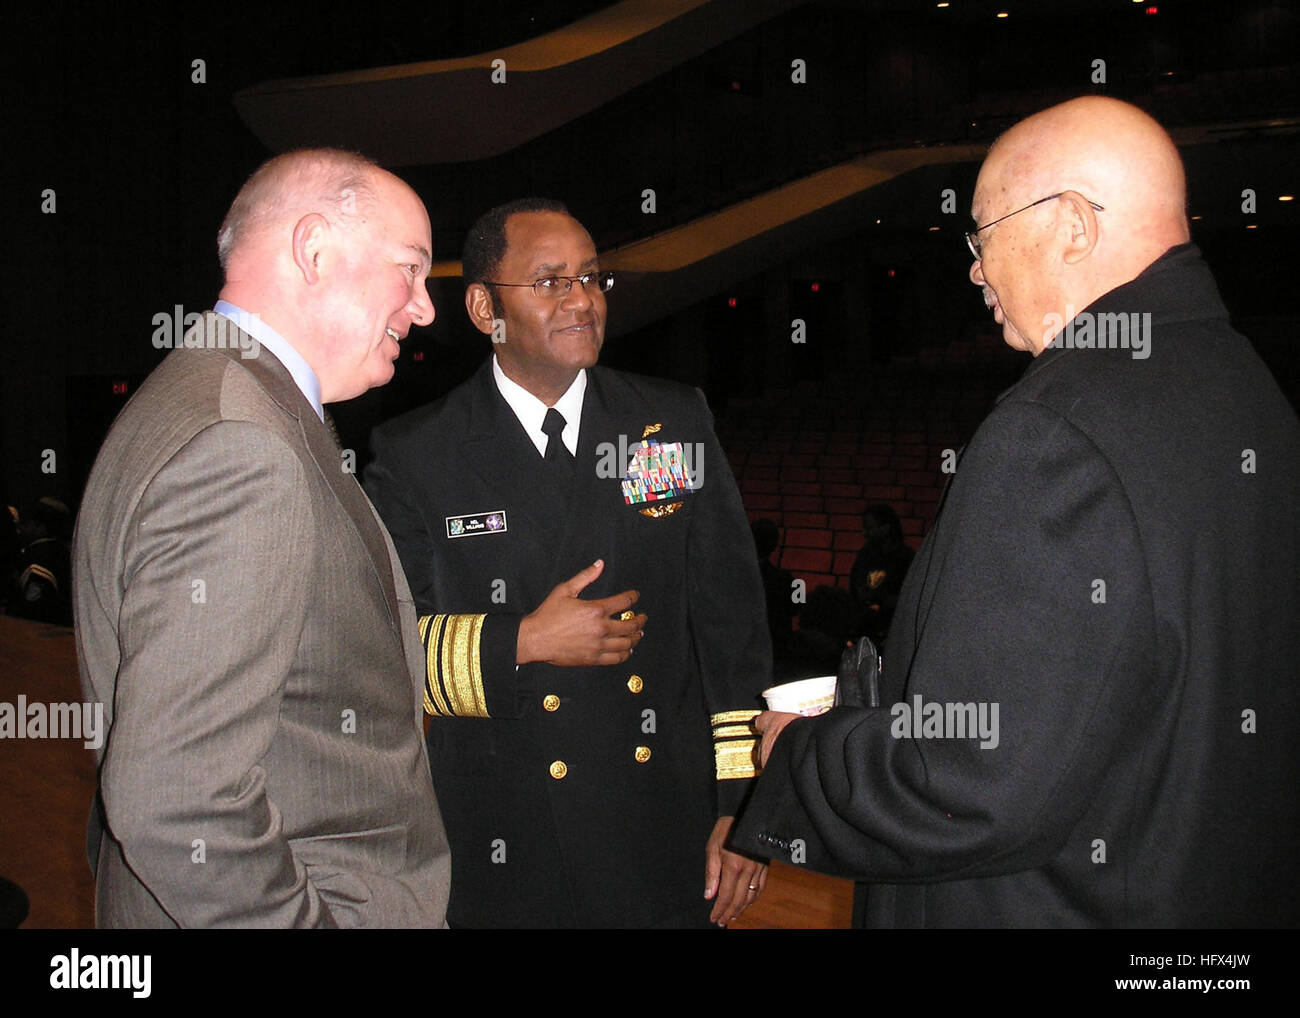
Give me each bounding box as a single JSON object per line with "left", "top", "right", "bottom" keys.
{"left": 201, "top": 313, "right": 402, "bottom": 636}
{"left": 1001, "top": 243, "right": 1228, "bottom": 402}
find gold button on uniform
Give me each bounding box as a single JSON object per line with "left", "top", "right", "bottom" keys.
{"left": 634, "top": 746, "right": 651, "bottom": 763}
{"left": 549, "top": 760, "right": 568, "bottom": 779}
{"left": 627, "top": 675, "right": 643, "bottom": 694}
{"left": 542, "top": 694, "right": 560, "bottom": 712}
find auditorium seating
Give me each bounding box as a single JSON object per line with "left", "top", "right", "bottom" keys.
{"left": 719, "top": 328, "right": 1024, "bottom": 591}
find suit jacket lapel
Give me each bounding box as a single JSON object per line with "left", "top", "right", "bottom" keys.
{"left": 204, "top": 316, "right": 402, "bottom": 635}
{"left": 304, "top": 402, "right": 402, "bottom": 636}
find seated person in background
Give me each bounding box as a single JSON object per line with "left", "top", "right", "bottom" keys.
{"left": 752, "top": 518, "right": 798, "bottom": 660}
{"left": 848, "top": 504, "right": 914, "bottom": 646}
{"left": 776, "top": 583, "right": 860, "bottom": 683}
{"left": 9, "top": 497, "right": 73, "bottom": 625}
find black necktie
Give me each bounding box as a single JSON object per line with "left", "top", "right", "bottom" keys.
{"left": 542, "top": 407, "right": 574, "bottom": 471}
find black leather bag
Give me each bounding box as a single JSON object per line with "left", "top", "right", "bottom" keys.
{"left": 835, "top": 635, "right": 881, "bottom": 709}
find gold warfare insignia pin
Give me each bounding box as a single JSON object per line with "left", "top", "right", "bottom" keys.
{"left": 639, "top": 503, "right": 684, "bottom": 519}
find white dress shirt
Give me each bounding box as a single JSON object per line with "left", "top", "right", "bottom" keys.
{"left": 492, "top": 355, "right": 585, "bottom": 457}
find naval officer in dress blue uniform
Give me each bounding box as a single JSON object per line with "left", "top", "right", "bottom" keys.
{"left": 365, "top": 199, "right": 773, "bottom": 928}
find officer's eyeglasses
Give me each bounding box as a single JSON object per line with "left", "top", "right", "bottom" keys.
{"left": 485, "top": 270, "right": 615, "bottom": 299}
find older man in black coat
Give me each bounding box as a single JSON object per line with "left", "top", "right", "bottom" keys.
{"left": 735, "top": 97, "right": 1299, "bottom": 927}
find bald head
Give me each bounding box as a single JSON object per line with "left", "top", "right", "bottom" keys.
{"left": 984, "top": 97, "right": 1189, "bottom": 267}
{"left": 970, "top": 97, "right": 1191, "bottom": 354}
{"left": 215, "top": 148, "right": 435, "bottom": 403}
{"left": 217, "top": 149, "right": 379, "bottom": 271}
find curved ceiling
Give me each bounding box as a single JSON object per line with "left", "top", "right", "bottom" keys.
{"left": 234, "top": 0, "right": 799, "bottom": 165}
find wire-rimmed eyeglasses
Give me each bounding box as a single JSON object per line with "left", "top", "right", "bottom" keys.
{"left": 965, "top": 193, "right": 1105, "bottom": 260}
{"left": 483, "top": 270, "right": 615, "bottom": 299}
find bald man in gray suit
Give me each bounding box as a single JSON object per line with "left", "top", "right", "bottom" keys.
{"left": 73, "top": 150, "right": 451, "bottom": 927}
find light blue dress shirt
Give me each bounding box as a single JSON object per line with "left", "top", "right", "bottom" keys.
{"left": 214, "top": 300, "right": 324, "bottom": 423}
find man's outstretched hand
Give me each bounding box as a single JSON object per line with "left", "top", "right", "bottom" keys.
{"left": 516, "top": 559, "right": 647, "bottom": 666}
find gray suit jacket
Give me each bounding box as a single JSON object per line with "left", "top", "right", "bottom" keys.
{"left": 73, "top": 313, "right": 450, "bottom": 927}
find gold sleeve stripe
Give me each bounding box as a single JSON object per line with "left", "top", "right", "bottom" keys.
{"left": 711, "top": 709, "right": 761, "bottom": 780}
{"left": 711, "top": 709, "right": 762, "bottom": 727}
{"left": 418, "top": 613, "right": 489, "bottom": 718}
{"left": 443, "top": 614, "right": 487, "bottom": 717}
{"left": 715, "top": 738, "right": 760, "bottom": 781}
{"left": 418, "top": 615, "right": 451, "bottom": 717}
